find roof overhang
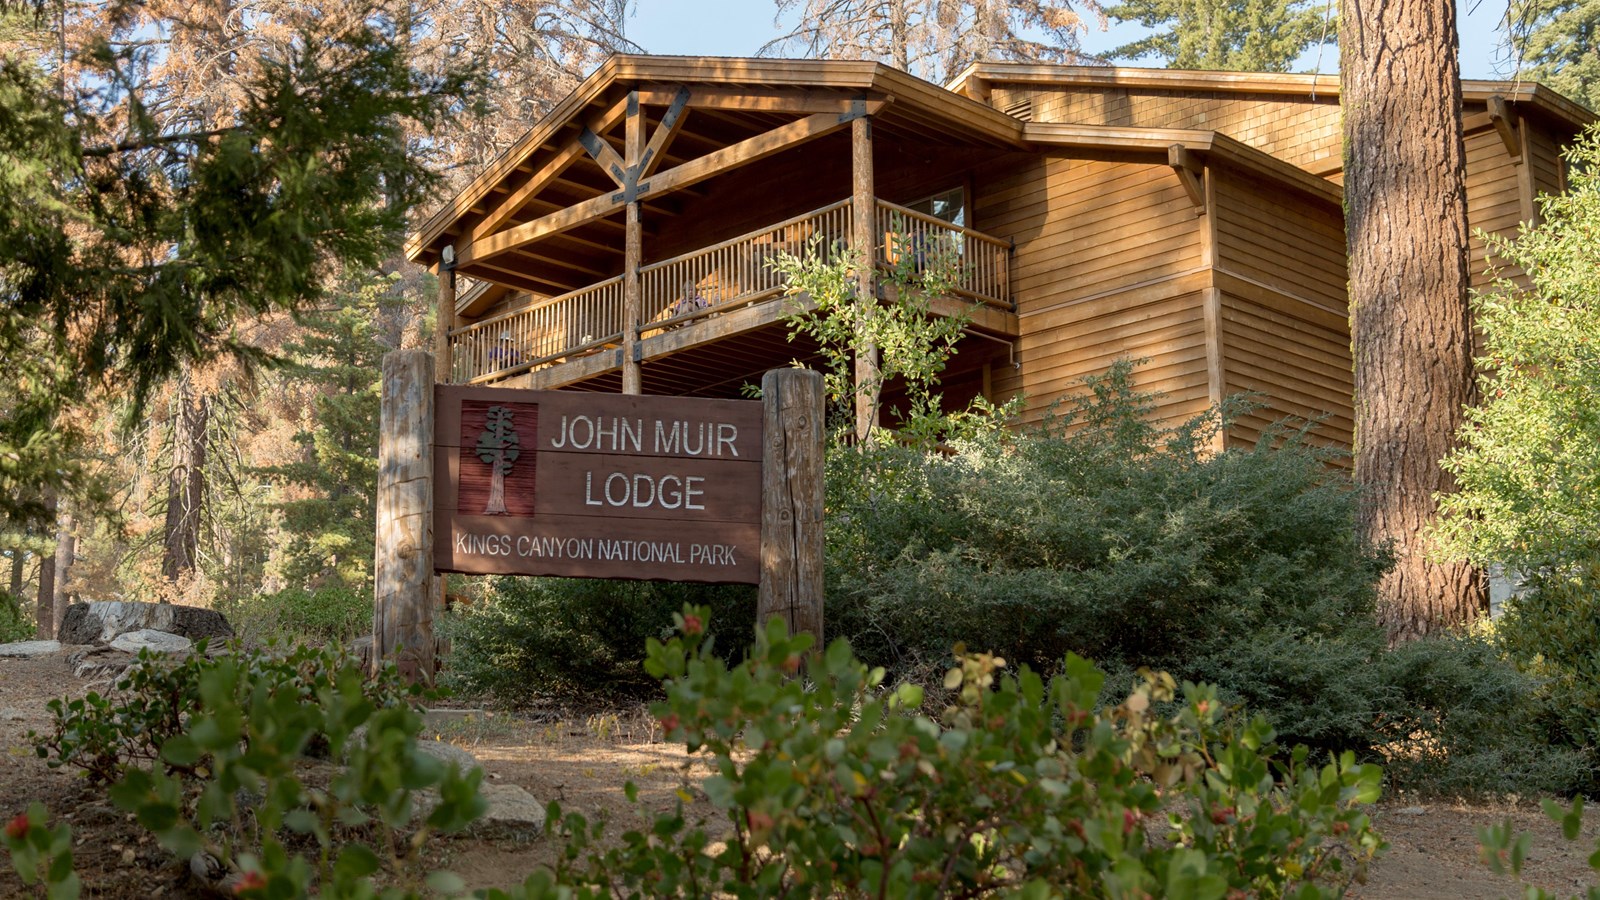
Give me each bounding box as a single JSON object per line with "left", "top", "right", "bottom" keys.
{"left": 406, "top": 55, "right": 1027, "bottom": 273}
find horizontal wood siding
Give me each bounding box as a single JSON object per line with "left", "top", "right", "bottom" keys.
{"left": 976, "top": 153, "right": 1207, "bottom": 426}
{"left": 1464, "top": 127, "right": 1527, "bottom": 290}
{"left": 1211, "top": 166, "right": 1352, "bottom": 452}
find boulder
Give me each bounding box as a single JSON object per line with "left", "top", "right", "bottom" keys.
{"left": 0, "top": 640, "right": 61, "bottom": 658}
{"left": 67, "top": 645, "right": 139, "bottom": 679}
{"left": 415, "top": 739, "right": 484, "bottom": 775}
{"left": 109, "top": 629, "right": 192, "bottom": 654}
{"left": 59, "top": 601, "right": 232, "bottom": 645}
{"left": 473, "top": 783, "right": 545, "bottom": 837}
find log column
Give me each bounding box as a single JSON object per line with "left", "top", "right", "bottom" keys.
{"left": 850, "top": 115, "right": 878, "bottom": 442}
{"left": 434, "top": 256, "right": 456, "bottom": 384}
{"left": 759, "top": 368, "right": 825, "bottom": 640}
{"left": 374, "top": 350, "right": 436, "bottom": 683}
{"left": 622, "top": 91, "right": 644, "bottom": 394}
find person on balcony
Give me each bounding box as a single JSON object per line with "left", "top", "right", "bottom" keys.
{"left": 668, "top": 280, "right": 709, "bottom": 323}
{"left": 488, "top": 331, "right": 521, "bottom": 369}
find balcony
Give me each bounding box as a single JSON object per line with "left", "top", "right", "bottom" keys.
{"left": 446, "top": 198, "right": 1015, "bottom": 387}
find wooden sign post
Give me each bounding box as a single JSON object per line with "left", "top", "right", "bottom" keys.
{"left": 374, "top": 355, "right": 824, "bottom": 682}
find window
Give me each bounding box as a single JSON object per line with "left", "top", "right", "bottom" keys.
{"left": 907, "top": 187, "right": 966, "bottom": 229}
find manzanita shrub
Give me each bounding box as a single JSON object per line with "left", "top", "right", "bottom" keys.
{"left": 494, "top": 607, "right": 1385, "bottom": 899}
{"left": 26, "top": 644, "right": 487, "bottom": 897}
{"left": 1478, "top": 797, "right": 1600, "bottom": 900}
{"left": 2, "top": 803, "right": 77, "bottom": 900}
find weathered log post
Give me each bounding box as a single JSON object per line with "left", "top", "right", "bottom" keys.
{"left": 374, "top": 350, "right": 436, "bottom": 682}
{"left": 758, "top": 368, "right": 825, "bottom": 641}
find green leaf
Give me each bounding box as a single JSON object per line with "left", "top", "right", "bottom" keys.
{"left": 160, "top": 734, "right": 201, "bottom": 767}
{"left": 334, "top": 844, "right": 382, "bottom": 879}
{"left": 426, "top": 870, "right": 467, "bottom": 894}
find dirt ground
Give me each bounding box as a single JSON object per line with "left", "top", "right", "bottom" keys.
{"left": 1, "top": 652, "right": 1596, "bottom": 898}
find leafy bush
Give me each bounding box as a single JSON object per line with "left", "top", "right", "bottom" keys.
{"left": 221, "top": 585, "right": 372, "bottom": 645}
{"left": 0, "top": 589, "right": 31, "bottom": 643}
{"left": 2, "top": 803, "right": 76, "bottom": 900}
{"left": 442, "top": 576, "right": 756, "bottom": 703}
{"left": 1479, "top": 797, "right": 1600, "bottom": 900}
{"left": 28, "top": 643, "right": 485, "bottom": 896}
{"left": 498, "top": 606, "right": 1385, "bottom": 898}
{"left": 826, "top": 362, "right": 1576, "bottom": 794}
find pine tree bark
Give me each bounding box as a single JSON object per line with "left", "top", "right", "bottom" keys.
{"left": 50, "top": 507, "right": 73, "bottom": 637}
{"left": 1342, "top": 0, "right": 1485, "bottom": 639}
{"left": 35, "top": 494, "right": 55, "bottom": 639}
{"left": 162, "top": 379, "right": 209, "bottom": 588}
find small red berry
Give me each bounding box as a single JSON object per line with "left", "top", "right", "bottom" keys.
{"left": 1210, "top": 806, "right": 1234, "bottom": 825}
{"left": 1123, "top": 809, "right": 1140, "bottom": 834}
{"left": 682, "top": 614, "right": 704, "bottom": 635}
{"left": 234, "top": 871, "right": 267, "bottom": 894}
{"left": 746, "top": 809, "right": 774, "bottom": 831}
{"left": 3, "top": 813, "right": 28, "bottom": 840}
{"left": 658, "top": 713, "right": 680, "bottom": 734}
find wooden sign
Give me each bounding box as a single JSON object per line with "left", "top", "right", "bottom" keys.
{"left": 434, "top": 386, "right": 763, "bottom": 583}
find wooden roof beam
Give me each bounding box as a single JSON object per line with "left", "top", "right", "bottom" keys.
{"left": 460, "top": 101, "right": 887, "bottom": 268}
{"left": 1168, "top": 144, "right": 1206, "bottom": 211}
{"left": 1488, "top": 95, "right": 1523, "bottom": 160}
{"left": 634, "top": 85, "right": 884, "bottom": 115}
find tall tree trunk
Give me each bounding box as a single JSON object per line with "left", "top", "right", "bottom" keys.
{"left": 9, "top": 548, "right": 22, "bottom": 597}
{"left": 35, "top": 495, "right": 55, "bottom": 639}
{"left": 51, "top": 506, "right": 73, "bottom": 637}
{"left": 1342, "top": 0, "right": 1484, "bottom": 639}
{"left": 162, "top": 378, "right": 210, "bottom": 588}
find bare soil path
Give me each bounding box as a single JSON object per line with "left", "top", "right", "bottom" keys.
{"left": 1, "top": 652, "right": 1595, "bottom": 897}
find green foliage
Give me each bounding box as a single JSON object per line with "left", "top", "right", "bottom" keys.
{"left": 0, "top": 1, "right": 481, "bottom": 525}
{"left": 826, "top": 361, "right": 1577, "bottom": 794}
{"left": 0, "top": 587, "right": 31, "bottom": 642}
{"left": 441, "top": 577, "right": 756, "bottom": 703}
{"left": 1, "top": 802, "right": 78, "bottom": 900}
{"left": 30, "top": 642, "right": 485, "bottom": 896}
{"left": 221, "top": 585, "right": 374, "bottom": 646}
{"left": 254, "top": 275, "right": 401, "bottom": 593}
{"left": 1104, "top": 0, "right": 1335, "bottom": 71}
{"left": 1438, "top": 127, "right": 1600, "bottom": 575}
{"left": 498, "top": 607, "right": 1385, "bottom": 898}
{"left": 1509, "top": 0, "right": 1600, "bottom": 112}
{"left": 1478, "top": 797, "right": 1600, "bottom": 899}
{"left": 772, "top": 224, "right": 975, "bottom": 444}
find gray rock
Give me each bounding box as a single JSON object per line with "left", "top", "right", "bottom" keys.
{"left": 67, "top": 645, "right": 138, "bottom": 679}
{"left": 475, "top": 783, "right": 545, "bottom": 836}
{"left": 58, "top": 601, "right": 232, "bottom": 646}
{"left": 416, "top": 739, "right": 484, "bottom": 775}
{"left": 0, "top": 708, "right": 24, "bottom": 722}
{"left": 0, "top": 640, "right": 61, "bottom": 658}
{"left": 109, "top": 629, "right": 193, "bottom": 654}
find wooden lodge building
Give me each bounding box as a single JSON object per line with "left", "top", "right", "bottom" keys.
{"left": 406, "top": 56, "right": 1593, "bottom": 449}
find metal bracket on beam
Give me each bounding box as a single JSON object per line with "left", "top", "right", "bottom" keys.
{"left": 840, "top": 98, "right": 869, "bottom": 124}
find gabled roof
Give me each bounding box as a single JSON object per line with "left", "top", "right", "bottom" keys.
{"left": 406, "top": 55, "right": 1028, "bottom": 270}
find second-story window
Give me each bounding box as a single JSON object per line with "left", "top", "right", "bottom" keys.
{"left": 907, "top": 187, "right": 966, "bottom": 229}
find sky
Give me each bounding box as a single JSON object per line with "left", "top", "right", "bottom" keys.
{"left": 624, "top": 1, "right": 1520, "bottom": 82}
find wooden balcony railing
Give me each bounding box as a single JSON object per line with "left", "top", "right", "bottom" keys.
{"left": 640, "top": 200, "right": 854, "bottom": 335}
{"left": 447, "top": 197, "right": 1011, "bottom": 384}
{"left": 874, "top": 199, "right": 1011, "bottom": 310}
{"left": 449, "top": 276, "right": 624, "bottom": 384}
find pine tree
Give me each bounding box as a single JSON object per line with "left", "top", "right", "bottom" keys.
{"left": 1342, "top": 0, "right": 1483, "bottom": 638}
{"left": 1104, "top": 0, "right": 1334, "bottom": 72}
{"left": 0, "top": 0, "right": 481, "bottom": 525}
{"left": 1509, "top": 0, "right": 1600, "bottom": 112}
{"left": 255, "top": 277, "right": 401, "bottom": 591}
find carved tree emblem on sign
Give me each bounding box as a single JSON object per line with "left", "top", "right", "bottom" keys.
{"left": 475, "top": 405, "right": 520, "bottom": 515}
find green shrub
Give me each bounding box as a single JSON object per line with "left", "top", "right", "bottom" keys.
{"left": 1493, "top": 563, "right": 1600, "bottom": 795}
{"left": 441, "top": 576, "right": 756, "bottom": 703}
{"left": 498, "top": 606, "right": 1385, "bottom": 898}
{"left": 27, "top": 643, "right": 484, "bottom": 896}
{"left": 221, "top": 585, "right": 371, "bottom": 645}
{"left": 827, "top": 362, "right": 1575, "bottom": 795}
{"left": 0, "top": 589, "right": 31, "bottom": 643}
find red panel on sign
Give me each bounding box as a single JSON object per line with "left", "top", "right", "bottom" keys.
{"left": 458, "top": 400, "right": 539, "bottom": 517}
